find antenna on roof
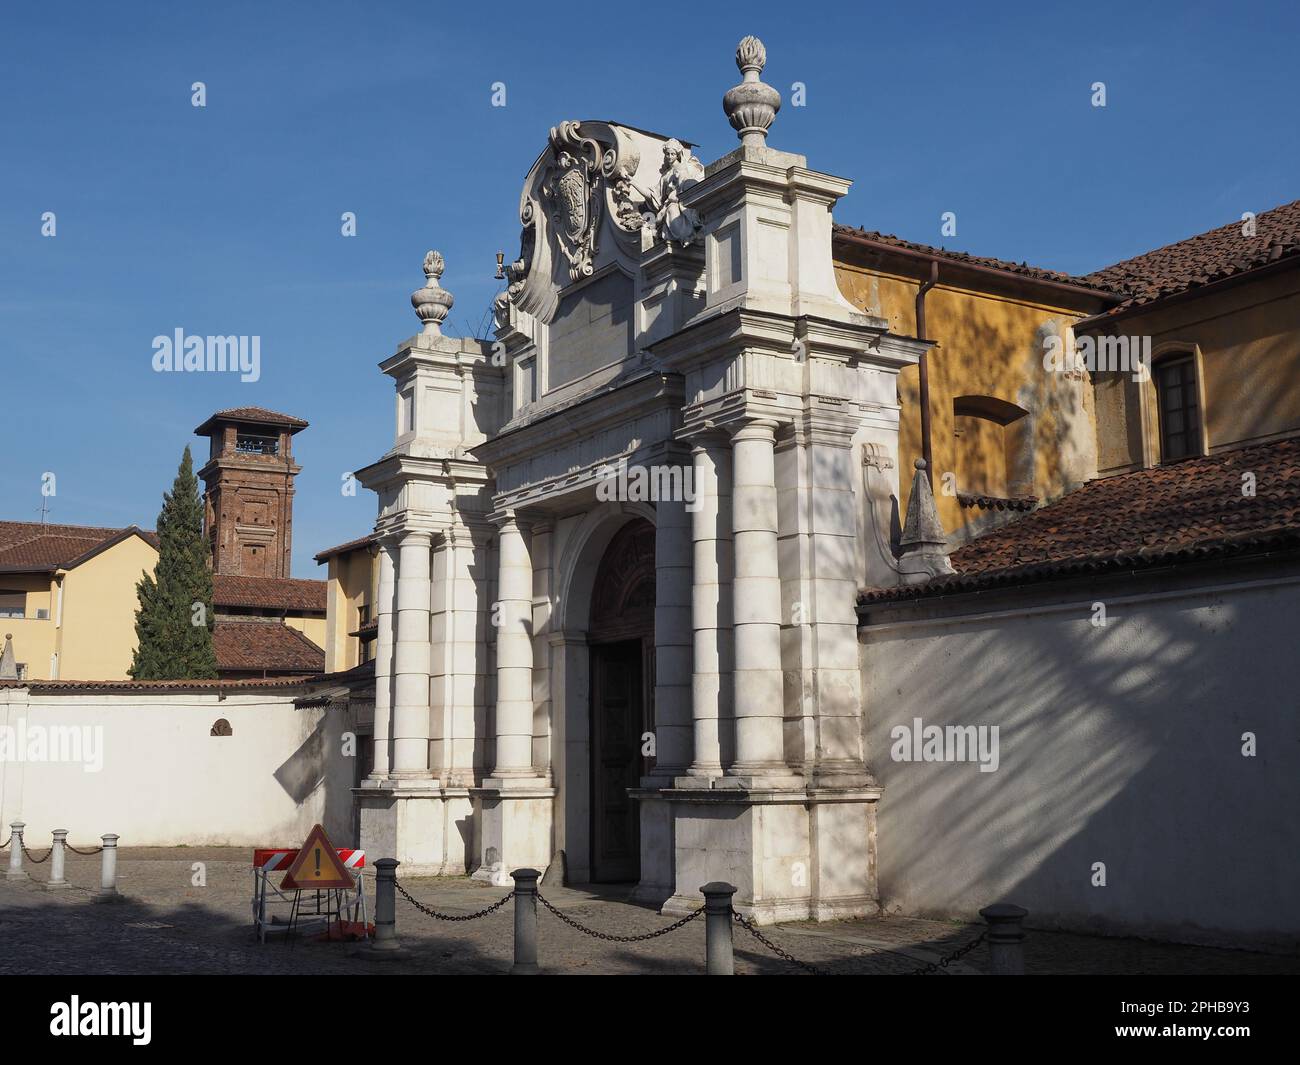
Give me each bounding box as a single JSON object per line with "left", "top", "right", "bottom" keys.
{"left": 37, "top": 496, "right": 51, "bottom": 526}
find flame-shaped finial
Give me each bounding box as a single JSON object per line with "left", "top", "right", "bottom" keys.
{"left": 723, "top": 36, "right": 781, "bottom": 147}
{"left": 411, "top": 250, "right": 454, "bottom": 336}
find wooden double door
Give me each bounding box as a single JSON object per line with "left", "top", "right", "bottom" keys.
{"left": 589, "top": 638, "right": 652, "bottom": 883}
{"left": 587, "top": 519, "right": 657, "bottom": 884}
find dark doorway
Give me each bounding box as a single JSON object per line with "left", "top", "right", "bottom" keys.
{"left": 587, "top": 518, "right": 656, "bottom": 884}
{"left": 590, "top": 639, "right": 645, "bottom": 882}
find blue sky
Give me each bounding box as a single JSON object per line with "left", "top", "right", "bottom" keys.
{"left": 2, "top": 0, "right": 1296, "bottom": 575}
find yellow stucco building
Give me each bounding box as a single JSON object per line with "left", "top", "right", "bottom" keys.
{"left": 0, "top": 523, "right": 159, "bottom": 681}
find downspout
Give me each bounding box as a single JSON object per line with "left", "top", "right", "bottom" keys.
{"left": 915, "top": 260, "right": 940, "bottom": 486}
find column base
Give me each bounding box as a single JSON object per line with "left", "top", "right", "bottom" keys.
{"left": 470, "top": 781, "right": 556, "bottom": 886}
{"left": 356, "top": 783, "right": 473, "bottom": 877}
{"left": 657, "top": 784, "right": 882, "bottom": 926}
{"left": 45, "top": 880, "right": 71, "bottom": 892}
{"left": 4, "top": 870, "right": 30, "bottom": 880}
{"left": 629, "top": 786, "right": 674, "bottom": 908}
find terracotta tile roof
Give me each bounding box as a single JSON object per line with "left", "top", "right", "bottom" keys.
{"left": 212, "top": 574, "right": 326, "bottom": 612}
{"left": 193, "top": 407, "right": 309, "bottom": 435}
{"left": 1083, "top": 199, "right": 1300, "bottom": 312}
{"left": 861, "top": 437, "right": 1300, "bottom": 604}
{"left": 314, "top": 533, "right": 377, "bottom": 564}
{"left": 0, "top": 675, "right": 316, "bottom": 692}
{"left": 0, "top": 522, "right": 158, "bottom": 573}
{"left": 213, "top": 620, "right": 325, "bottom": 675}
{"left": 956, "top": 492, "right": 1039, "bottom": 513}
{"left": 833, "top": 224, "right": 1117, "bottom": 294}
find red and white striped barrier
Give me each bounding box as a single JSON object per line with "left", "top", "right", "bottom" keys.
{"left": 253, "top": 848, "right": 365, "bottom": 872}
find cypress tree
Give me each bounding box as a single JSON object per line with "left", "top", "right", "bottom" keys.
{"left": 129, "top": 446, "right": 218, "bottom": 679}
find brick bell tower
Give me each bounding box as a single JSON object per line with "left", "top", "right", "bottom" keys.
{"left": 194, "top": 407, "right": 307, "bottom": 578}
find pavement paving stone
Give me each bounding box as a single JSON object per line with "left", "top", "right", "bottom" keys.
{"left": 1, "top": 848, "right": 1295, "bottom": 976}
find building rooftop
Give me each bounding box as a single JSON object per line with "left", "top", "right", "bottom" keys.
{"left": 212, "top": 619, "right": 325, "bottom": 675}
{"left": 193, "top": 407, "right": 309, "bottom": 436}
{"left": 861, "top": 436, "right": 1300, "bottom": 605}
{"left": 212, "top": 573, "right": 327, "bottom": 613}
{"left": 0, "top": 521, "right": 158, "bottom": 573}
{"left": 1083, "top": 198, "right": 1300, "bottom": 313}
{"left": 833, "top": 224, "right": 1115, "bottom": 294}
{"left": 313, "top": 533, "right": 377, "bottom": 564}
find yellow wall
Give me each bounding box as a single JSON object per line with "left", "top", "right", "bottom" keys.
{"left": 54, "top": 535, "right": 158, "bottom": 680}
{"left": 835, "top": 260, "right": 1099, "bottom": 536}
{"left": 322, "top": 546, "right": 377, "bottom": 673}
{"left": 0, "top": 573, "right": 58, "bottom": 680}
{"left": 284, "top": 614, "right": 327, "bottom": 651}
{"left": 1086, "top": 266, "right": 1300, "bottom": 474}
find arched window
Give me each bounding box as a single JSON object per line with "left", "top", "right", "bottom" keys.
{"left": 952, "top": 395, "right": 1032, "bottom": 498}
{"left": 1153, "top": 352, "right": 1202, "bottom": 462}
{"left": 210, "top": 718, "right": 233, "bottom": 737}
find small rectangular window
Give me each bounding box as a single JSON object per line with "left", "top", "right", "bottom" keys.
{"left": 235, "top": 433, "right": 279, "bottom": 455}
{"left": 1155, "top": 355, "right": 1201, "bottom": 462}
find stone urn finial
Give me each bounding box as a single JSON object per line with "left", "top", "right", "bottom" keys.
{"left": 411, "top": 250, "right": 454, "bottom": 336}
{"left": 724, "top": 35, "right": 781, "bottom": 147}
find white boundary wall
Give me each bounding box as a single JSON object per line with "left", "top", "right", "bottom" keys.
{"left": 860, "top": 571, "right": 1300, "bottom": 950}
{"left": 0, "top": 687, "right": 355, "bottom": 848}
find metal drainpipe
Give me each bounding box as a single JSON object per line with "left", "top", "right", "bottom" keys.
{"left": 915, "top": 259, "right": 940, "bottom": 486}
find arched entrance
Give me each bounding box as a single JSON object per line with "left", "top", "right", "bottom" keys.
{"left": 586, "top": 517, "right": 655, "bottom": 882}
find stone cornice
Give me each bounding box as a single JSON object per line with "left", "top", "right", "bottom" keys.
{"left": 474, "top": 371, "right": 684, "bottom": 470}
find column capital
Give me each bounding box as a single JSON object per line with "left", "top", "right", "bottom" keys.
{"left": 728, "top": 418, "right": 781, "bottom": 444}
{"left": 489, "top": 508, "right": 530, "bottom": 531}
{"left": 398, "top": 529, "right": 434, "bottom": 547}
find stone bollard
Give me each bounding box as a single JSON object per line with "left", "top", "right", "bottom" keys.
{"left": 979, "top": 903, "right": 1028, "bottom": 974}
{"left": 510, "top": 868, "right": 540, "bottom": 975}
{"left": 46, "top": 829, "right": 70, "bottom": 890}
{"left": 94, "top": 834, "right": 120, "bottom": 902}
{"left": 369, "top": 859, "right": 401, "bottom": 952}
{"left": 701, "top": 882, "right": 737, "bottom": 975}
{"left": 5, "top": 821, "right": 28, "bottom": 880}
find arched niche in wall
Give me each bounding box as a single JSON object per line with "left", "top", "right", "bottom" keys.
{"left": 952, "top": 394, "right": 1032, "bottom": 498}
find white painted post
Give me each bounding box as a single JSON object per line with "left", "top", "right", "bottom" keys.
{"left": 5, "top": 821, "right": 28, "bottom": 880}
{"left": 94, "top": 834, "right": 120, "bottom": 901}
{"left": 46, "top": 828, "right": 70, "bottom": 890}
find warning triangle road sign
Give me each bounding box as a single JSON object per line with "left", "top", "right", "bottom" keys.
{"left": 281, "top": 825, "right": 356, "bottom": 890}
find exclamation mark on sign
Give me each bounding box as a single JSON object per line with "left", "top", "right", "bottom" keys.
{"left": 315, "top": 848, "right": 321, "bottom": 877}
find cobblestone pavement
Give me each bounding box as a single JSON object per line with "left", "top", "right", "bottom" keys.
{"left": 0, "top": 848, "right": 1295, "bottom": 976}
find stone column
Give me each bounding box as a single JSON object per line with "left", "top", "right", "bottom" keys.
{"left": 490, "top": 513, "right": 534, "bottom": 778}
{"left": 368, "top": 539, "right": 397, "bottom": 780}
{"left": 728, "top": 420, "right": 787, "bottom": 779}
{"left": 529, "top": 520, "right": 555, "bottom": 781}
{"left": 391, "top": 530, "right": 434, "bottom": 779}
{"left": 653, "top": 492, "right": 693, "bottom": 777}
{"left": 685, "top": 438, "right": 732, "bottom": 778}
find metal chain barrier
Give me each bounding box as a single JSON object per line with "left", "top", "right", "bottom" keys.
{"left": 394, "top": 877, "right": 514, "bottom": 921}
{"left": 0, "top": 833, "right": 10, "bottom": 850}
{"left": 537, "top": 891, "right": 703, "bottom": 942}
{"left": 732, "top": 908, "right": 988, "bottom": 976}
{"left": 21, "top": 843, "right": 51, "bottom": 864}
{"left": 65, "top": 843, "right": 104, "bottom": 856}
{"left": 903, "top": 930, "right": 987, "bottom": 975}
{"left": 731, "top": 909, "right": 827, "bottom": 974}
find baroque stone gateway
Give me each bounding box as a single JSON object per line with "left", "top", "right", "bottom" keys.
{"left": 352, "top": 37, "right": 955, "bottom": 923}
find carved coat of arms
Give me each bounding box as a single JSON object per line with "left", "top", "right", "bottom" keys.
{"left": 542, "top": 122, "right": 604, "bottom": 282}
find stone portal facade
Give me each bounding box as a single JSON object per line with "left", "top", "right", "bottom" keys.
{"left": 353, "top": 38, "right": 948, "bottom": 922}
